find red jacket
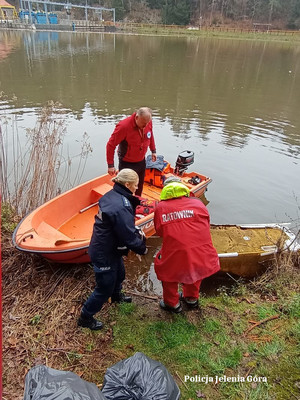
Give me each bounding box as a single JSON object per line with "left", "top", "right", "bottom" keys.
{"left": 154, "top": 197, "right": 220, "bottom": 284}
{"left": 106, "top": 113, "right": 156, "bottom": 167}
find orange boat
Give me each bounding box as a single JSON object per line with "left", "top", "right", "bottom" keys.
{"left": 13, "top": 153, "right": 212, "bottom": 263}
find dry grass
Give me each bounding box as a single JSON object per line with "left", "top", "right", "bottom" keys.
{"left": 0, "top": 96, "right": 92, "bottom": 217}
{"left": 2, "top": 218, "right": 300, "bottom": 399}
{"left": 0, "top": 96, "right": 129, "bottom": 399}
{"left": 1, "top": 227, "right": 162, "bottom": 400}
{"left": 247, "top": 234, "right": 300, "bottom": 296}
{"left": 1, "top": 232, "right": 123, "bottom": 400}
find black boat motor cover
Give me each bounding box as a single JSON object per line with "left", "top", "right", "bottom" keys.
{"left": 23, "top": 365, "right": 107, "bottom": 400}
{"left": 102, "top": 352, "right": 181, "bottom": 400}
{"left": 174, "top": 150, "right": 194, "bottom": 175}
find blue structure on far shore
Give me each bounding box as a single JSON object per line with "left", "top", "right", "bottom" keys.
{"left": 48, "top": 13, "right": 57, "bottom": 24}
{"left": 19, "top": 10, "right": 58, "bottom": 24}
{"left": 35, "top": 12, "right": 47, "bottom": 23}
{"left": 18, "top": 0, "right": 115, "bottom": 25}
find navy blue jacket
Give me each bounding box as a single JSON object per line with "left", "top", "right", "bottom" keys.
{"left": 88, "top": 182, "right": 146, "bottom": 267}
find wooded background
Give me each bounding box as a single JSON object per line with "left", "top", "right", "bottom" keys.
{"left": 99, "top": 0, "right": 300, "bottom": 29}
{"left": 8, "top": 0, "right": 300, "bottom": 29}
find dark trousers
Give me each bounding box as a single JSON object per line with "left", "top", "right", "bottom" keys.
{"left": 82, "top": 257, "right": 125, "bottom": 317}
{"left": 119, "top": 158, "right": 146, "bottom": 197}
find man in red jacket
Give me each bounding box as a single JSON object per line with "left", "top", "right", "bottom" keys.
{"left": 106, "top": 107, "right": 157, "bottom": 196}
{"left": 154, "top": 181, "right": 220, "bottom": 313}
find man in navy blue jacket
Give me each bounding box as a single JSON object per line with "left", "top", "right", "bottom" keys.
{"left": 78, "top": 169, "right": 147, "bottom": 330}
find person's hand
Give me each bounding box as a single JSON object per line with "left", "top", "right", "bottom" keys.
{"left": 108, "top": 167, "right": 116, "bottom": 176}
{"left": 152, "top": 153, "right": 157, "bottom": 162}
{"left": 136, "top": 248, "right": 148, "bottom": 261}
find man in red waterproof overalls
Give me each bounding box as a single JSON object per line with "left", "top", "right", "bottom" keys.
{"left": 154, "top": 181, "right": 220, "bottom": 313}
{"left": 106, "top": 107, "right": 157, "bottom": 196}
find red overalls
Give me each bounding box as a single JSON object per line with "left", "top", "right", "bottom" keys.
{"left": 154, "top": 196, "right": 220, "bottom": 307}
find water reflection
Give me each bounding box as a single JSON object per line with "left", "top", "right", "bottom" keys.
{"left": 0, "top": 30, "right": 299, "bottom": 224}
{"left": 125, "top": 236, "right": 163, "bottom": 296}
{"left": 1, "top": 31, "right": 299, "bottom": 142}
{"left": 22, "top": 30, "right": 114, "bottom": 58}
{"left": 0, "top": 32, "right": 20, "bottom": 60}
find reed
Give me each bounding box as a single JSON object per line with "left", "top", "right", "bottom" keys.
{"left": 248, "top": 227, "right": 300, "bottom": 295}
{"left": 0, "top": 97, "right": 92, "bottom": 217}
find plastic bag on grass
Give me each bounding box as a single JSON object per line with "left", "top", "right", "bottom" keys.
{"left": 102, "top": 352, "right": 181, "bottom": 399}
{"left": 23, "top": 365, "right": 107, "bottom": 400}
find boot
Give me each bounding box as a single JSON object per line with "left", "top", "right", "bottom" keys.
{"left": 183, "top": 297, "right": 198, "bottom": 308}
{"left": 159, "top": 300, "right": 182, "bottom": 313}
{"left": 77, "top": 312, "right": 103, "bottom": 330}
{"left": 111, "top": 292, "right": 132, "bottom": 303}
{"left": 180, "top": 293, "right": 199, "bottom": 309}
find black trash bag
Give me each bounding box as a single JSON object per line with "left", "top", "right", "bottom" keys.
{"left": 102, "top": 352, "right": 181, "bottom": 400}
{"left": 23, "top": 364, "right": 107, "bottom": 400}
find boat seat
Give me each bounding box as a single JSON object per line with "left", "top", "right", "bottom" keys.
{"left": 92, "top": 183, "right": 112, "bottom": 197}
{"left": 37, "top": 221, "right": 71, "bottom": 241}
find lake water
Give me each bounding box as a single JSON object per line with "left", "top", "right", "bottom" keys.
{"left": 0, "top": 30, "right": 300, "bottom": 227}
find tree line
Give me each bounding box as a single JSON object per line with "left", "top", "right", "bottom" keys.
{"left": 108, "top": 0, "right": 300, "bottom": 29}
{"left": 9, "top": 0, "right": 300, "bottom": 29}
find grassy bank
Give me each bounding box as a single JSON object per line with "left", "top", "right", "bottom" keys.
{"left": 110, "top": 283, "right": 300, "bottom": 399}
{"left": 1, "top": 204, "right": 299, "bottom": 400}
{"left": 117, "top": 24, "right": 300, "bottom": 44}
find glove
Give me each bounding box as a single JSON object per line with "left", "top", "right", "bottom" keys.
{"left": 117, "top": 246, "right": 129, "bottom": 257}
{"left": 136, "top": 247, "right": 148, "bottom": 261}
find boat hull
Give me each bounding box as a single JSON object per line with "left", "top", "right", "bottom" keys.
{"left": 14, "top": 219, "right": 299, "bottom": 275}
{"left": 211, "top": 223, "right": 300, "bottom": 277}
{"left": 13, "top": 168, "right": 211, "bottom": 263}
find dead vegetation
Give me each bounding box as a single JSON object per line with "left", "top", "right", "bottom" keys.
{"left": 247, "top": 234, "right": 300, "bottom": 297}
{"left": 0, "top": 96, "right": 92, "bottom": 217}
{"left": 1, "top": 236, "right": 116, "bottom": 400}
{"left": 1, "top": 227, "right": 165, "bottom": 400}
{"left": 2, "top": 220, "right": 299, "bottom": 399}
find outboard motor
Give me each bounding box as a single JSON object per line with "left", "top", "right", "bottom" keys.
{"left": 174, "top": 150, "right": 194, "bottom": 175}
